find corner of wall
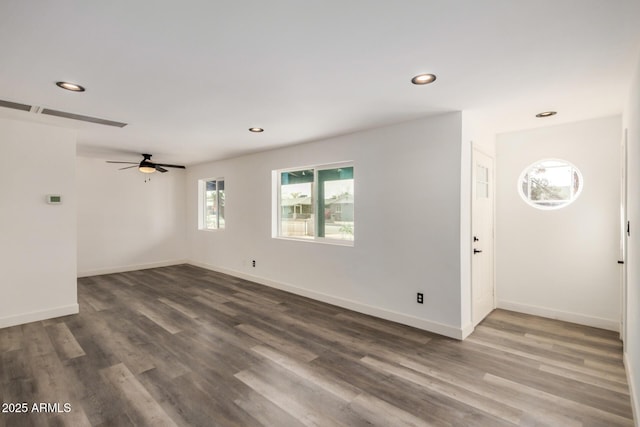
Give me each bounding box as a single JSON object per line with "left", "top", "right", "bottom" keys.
{"left": 0, "top": 304, "right": 79, "bottom": 329}
{"left": 497, "top": 299, "right": 619, "bottom": 332}
{"left": 623, "top": 48, "right": 640, "bottom": 427}
{"left": 77, "top": 259, "right": 189, "bottom": 278}
{"left": 624, "top": 352, "right": 640, "bottom": 427}
{"left": 459, "top": 137, "right": 473, "bottom": 329}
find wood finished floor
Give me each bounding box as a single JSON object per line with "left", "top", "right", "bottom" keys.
{"left": 0, "top": 265, "right": 633, "bottom": 427}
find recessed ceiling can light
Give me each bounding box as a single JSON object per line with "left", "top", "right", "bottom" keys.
{"left": 536, "top": 111, "right": 557, "bottom": 118}
{"left": 411, "top": 73, "right": 437, "bottom": 85}
{"left": 56, "top": 81, "right": 86, "bottom": 92}
{"left": 249, "top": 127, "right": 264, "bottom": 133}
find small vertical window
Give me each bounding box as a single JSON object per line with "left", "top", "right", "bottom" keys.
{"left": 200, "top": 178, "right": 225, "bottom": 230}
{"left": 276, "top": 163, "right": 354, "bottom": 244}
{"left": 476, "top": 165, "right": 489, "bottom": 199}
{"left": 519, "top": 159, "right": 582, "bottom": 210}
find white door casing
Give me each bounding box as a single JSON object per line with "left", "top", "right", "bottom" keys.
{"left": 472, "top": 148, "right": 495, "bottom": 326}
{"left": 620, "top": 129, "right": 628, "bottom": 342}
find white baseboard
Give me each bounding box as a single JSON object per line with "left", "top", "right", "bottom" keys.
{"left": 0, "top": 303, "right": 79, "bottom": 329}
{"left": 624, "top": 352, "right": 640, "bottom": 427}
{"left": 189, "top": 261, "right": 465, "bottom": 340}
{"left": 497, "top": 299, "right": 619, "bottom": 332}
{"left": 77, "top": 259, "right": 188, "bottom": 278}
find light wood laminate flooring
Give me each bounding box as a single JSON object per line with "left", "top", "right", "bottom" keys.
{"left": 0, "top": 265, "right": 633, "bottom": 426}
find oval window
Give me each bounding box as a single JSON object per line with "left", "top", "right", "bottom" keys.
{"left": 518, "top": 159, "right": 583, "bottom": 210}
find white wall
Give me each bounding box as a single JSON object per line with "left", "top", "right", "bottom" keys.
{"left": 496, "top": 116, "right": 621, "bottom": 330}
{"left": 187, "top": 113, "right": 467, "bottom": 338}
{"left": 623, "top": 51, "right": 640, "bottom": 424}
{"left": 0, "top": 118, "right": 78, "bottom": 328}
{"left": 77, "top": 157, "right": 187, "bottom": 276}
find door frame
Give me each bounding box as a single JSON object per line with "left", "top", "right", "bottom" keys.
{"left": 621, "top": 129, "right": 628, "bottom": 343}
{"left": 471, "top": 145, "right": 496, "bottom": 326}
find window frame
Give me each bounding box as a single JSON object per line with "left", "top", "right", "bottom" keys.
{"left": 518, "top": 159, "right": 583, "bottom": 210}
{"left": 274, "top": 161, "right": 354, "bottom": 246}
{"left": 198, "top": 177, "right": 225, "bottom": 231}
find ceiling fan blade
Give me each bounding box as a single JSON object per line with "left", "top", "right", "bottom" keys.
{"left": 106, "top": 161, "right": 138, "bottom": 164}
{"left": 155, "top": 166, "right": 169, "bottom": 173}
{"left": 154, "top": 163, "right": 186, "bottom": 169}
{"left": 118, "top": 165, "right": 138, "bottom": 170}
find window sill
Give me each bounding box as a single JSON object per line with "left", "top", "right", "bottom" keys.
{"left": 273, "top": 236, "right": 354, "bottom": 247}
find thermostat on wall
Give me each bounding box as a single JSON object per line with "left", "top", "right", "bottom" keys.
{"left": 46, "top": 194, "right": 62, "bottom": 204}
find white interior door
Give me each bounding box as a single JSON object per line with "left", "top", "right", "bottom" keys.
{"left": 472, "top": 148, "right": 495, "bottom": 326}
{"left": 620, "top": 130, "right": 628, "bottom": 342}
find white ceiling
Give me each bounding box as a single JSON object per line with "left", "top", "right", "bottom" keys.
{"left": 1, "top": 1, "right": 639, "bottom": 166}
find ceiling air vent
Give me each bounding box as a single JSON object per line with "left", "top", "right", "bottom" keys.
{"left": 0, "top": 98, "right": 127, "bottom": 128}
{"left": 40, "top": 108, "right": 127, "bottom": 128}
{"left": 0, "top": 99, "right": 32, "bottom": 112}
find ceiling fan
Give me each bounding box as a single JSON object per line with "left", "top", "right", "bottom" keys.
{"left": 106, "top": 154, "right": 186, "bottom": 174}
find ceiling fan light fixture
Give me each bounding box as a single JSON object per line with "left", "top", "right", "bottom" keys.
{"left": 139, "top": 160, "right": 156, "bottom": 173}
{"left": 107, "top": 154, "right": 185, "bottom": 174}
{"left": 139, "top": 166, "right": 156, "bottom": 174}
{"left": 411, "top": 73, "right": 436, "bottom": 85}
{"left": 55, "top": 81, "right": 86, "bottom": 92}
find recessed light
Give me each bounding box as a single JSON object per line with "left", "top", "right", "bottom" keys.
{"left": 56, "top": 81, "right": 85, "bottom": 92}
{"left": 411, "top": 73, "right": 437, "bottom": 85}
{"left": 536, "top": 111, "right": 557, "bottom": 118}
{"left": 249, "top": 127, "right": 264, "bottom": 133}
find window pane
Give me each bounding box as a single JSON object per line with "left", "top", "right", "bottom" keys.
{"left": 477, "top": 182, "right": 489, "bottom": 199}
{"left": 205, "top": 180, "right": 218, "bottom": 229}
{"left": 573, "top": 170, "right": 580, "bottom": 195}
{"left": 529, "top": 164, "right": 572, "bottom": 202}
{"left": 478, "top": 164, "right": 488, "bottom": 182}
{"left": 521, "top": 173, "right": 529, "bottom": 198}
{"left": 519, "top": 159, "right": 582, "bottom": 209}
{"left": 218, "top": 180, "right": 225, "bottom": 229}
{"left": 476, "top": 165, "right": 489, "bottom": 199}
{"left": 280, "top": 170, "right": 314, "bottom": 238}
{"left": 318, "top": 167, "right": 354, "bottom": 241}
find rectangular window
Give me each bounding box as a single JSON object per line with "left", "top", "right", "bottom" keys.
{"left": 476, "top": 164, "right": 489, "bottom": 199}
{"left": 276, "top": 163, "right": 354, "bottom": 244}
{"left": 200, "top": 178, "right": 225, "bottom": 230}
